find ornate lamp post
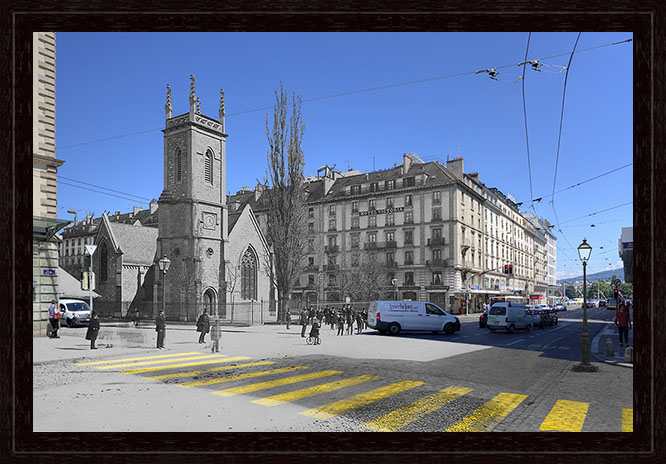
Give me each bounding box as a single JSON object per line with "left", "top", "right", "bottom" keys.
{"left": 158, "top": 255, "right": 171, "bottom": 315}
{"left": 573, "top": 238, "right": 598, "bottom": 372}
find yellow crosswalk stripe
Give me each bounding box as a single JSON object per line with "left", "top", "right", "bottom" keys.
{"left": 445, "top": 392, "right": 527, "bottom": 432}
{"left": 146, "top": 361, "right": 276, "bottom": 380}
{"left": 180, "top": 366, "right": 308, "bottom": 388}
{"left": 98, "top": 354, "right": 226, "bottom": 370}
{"left": 76, "top": 352, "right": 203, "bottom": 366}
{"left": 120, "top": 356, "right": 252, "bottom": 375}
{"left": 299, "top": 380, "right": 424, "bottom": 420}
{"left": 622, "top": 408, "right": 633, "bottom": 432}
{"left": 539, "top": 399, "right": 589, "bottom": 432}
{"left": 362, "top": 386, "right": 474, "bottom": 432}
{"left": 214, "top": 370, "right": 344, "bottom": 398}
{"left": 252, "top": 374, "right": 380, "bottom": 406}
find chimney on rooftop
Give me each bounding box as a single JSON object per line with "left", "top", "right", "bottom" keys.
{"left": 150, "top": 201, "right": 158, "bottom": 214}
{"left": 133, "top": 206, "right": 141, "bottom": 215}
{"left": 403, "top": 153, "right": 412, "bottom": 174}
{"left": 446, "top": 156, "right": 464, "bottom": 179}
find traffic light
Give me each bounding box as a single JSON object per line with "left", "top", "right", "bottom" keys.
{"left": 504, "top": 264, "right": 509, "bottom": 274}
{"left": 613, "top": 288, "right": 619, "bottom": 299}
{"left": 509, "top": 264, "right": 513, "bottom": 275}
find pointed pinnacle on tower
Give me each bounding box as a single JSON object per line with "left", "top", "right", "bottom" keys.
{"left": 189, "top": 74, "right": 196, "bottom": 115}
{"left": 196, "top": 97, "right": 201, "bottom": 114}
{"left": 165, "top": 84, "right": 173, "bottom": 119}
{"left": 219, "top": 89, "right": 226, "bottom": 131}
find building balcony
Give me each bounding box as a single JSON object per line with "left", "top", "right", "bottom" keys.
{"left": 430, "top": 217, "right": 444, "bottom": 223}
{"left": 364, "top": 242, "right": 377, "bottom": 250}
{"left": 404, "top": 259, "right": 414, "bottom": 266}
{"left": 384, "top": 240, "right": 397, "bottom": 249}
{"left": 426, "top": 259, "right": 447, "bottom": 268}
{"left": 427, "top": 237, "right": 445, "bottom": 246}
{"left": 386, "top": 261, "right": 398, "bottom": 269}
{"left": 324, "top": 245, "right": 339, "bottom": 254}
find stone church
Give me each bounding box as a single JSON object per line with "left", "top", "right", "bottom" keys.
{"left": 87, "top": 77, "right": 275, "bottom": 322}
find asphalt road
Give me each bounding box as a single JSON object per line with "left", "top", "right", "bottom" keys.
{"left": 33, "top": 306, "right": 632, "bottom": 433}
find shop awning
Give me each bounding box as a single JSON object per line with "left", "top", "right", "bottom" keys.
{"left": 33, "top": 216, "right": 71, "bottom": 241}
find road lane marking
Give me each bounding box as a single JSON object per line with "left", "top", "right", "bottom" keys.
{"left": 76, "top": 352, "right": 203, "bottom": 366}
{"left": 98, "top": 354, "right": 226, "bottom": 369}
{"left": 120, "top": 356, "right": 252, "bottom": 374}
{"left": 362, "top": 386, "right": 473, "bottom": 432}
{"left": 622, "top": 408, "right": 633, "bottom": 432}
{"left": 252, "top": 374, "right": 380, "bottom": 407}
{"left": 445, "top": 392, "right": 528, "bottom": 432}
{"left": 539, "top": 400, "right": 589, "bottom": 431}
{"left": 179, "top": 366, "right": 308, "bottom": 388}
{"left": 299, "top": 380, "right": 424, "bottom": 420}
{"left": 146, "top": 361, "right": 276, "bottom": 380}
{"left": 505, "top": 339, "right": 523, "bottom": 347}
{"left": 214, "top": 370, "right": 343, "bottom": 398}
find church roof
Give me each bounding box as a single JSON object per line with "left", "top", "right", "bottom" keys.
{"left": 228, "top": 211, "right": 242, "bottom": 233}
{"left": 107, "top": 221, "right": 158, "bottom": 265}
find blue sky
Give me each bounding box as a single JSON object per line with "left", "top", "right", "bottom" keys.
{"left": 54, "top": 32, "right": 633, "bottom": 279}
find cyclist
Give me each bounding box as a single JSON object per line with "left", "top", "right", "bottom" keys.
{"left": 309, "top": 318, "right": 321, "bottom": 344}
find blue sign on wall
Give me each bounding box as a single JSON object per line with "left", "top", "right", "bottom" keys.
{"left": 42, "top": 269, "right": 55, "bottom": 275}
{"left": 622, "top": 242, "right": 633, "bottom": 249}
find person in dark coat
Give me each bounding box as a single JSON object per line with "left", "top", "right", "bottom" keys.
{"left": 85, "top": 311, "right": 101, "bottom": 349}
{"left": 285, "top": 310, "right": 291, "bottom": 329}
{"left": 336, "top": 310, "right": 345, "bottom": 336}
{"left": 155, "top": 309, "right": 166, "bottom": 349}
{"left": 196, "top": 309, "right": 210, "bottom": 344}
{"left": 356, "top": 311, "right": 364, "bottom": 334}
{"left": 300, "top": 308, "right": 308, "bottom": 337}
{"left": 346, "top": 309, "right": 354, "bottom": 335}
{"left": 48, "top": 299, "right": 60, "bottom": 338}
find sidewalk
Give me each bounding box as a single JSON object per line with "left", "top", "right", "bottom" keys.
{"left": 591, "top": 322, "right": 633, "bottom": 368}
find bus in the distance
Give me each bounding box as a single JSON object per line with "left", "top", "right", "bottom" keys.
{"left": 489, "top": 295, "right": 530, "bottom": 307}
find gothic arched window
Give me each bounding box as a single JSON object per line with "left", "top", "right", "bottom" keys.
{"left": 99, "top": 241, "right": 108, "bottom": 282}
{"left": 176, "top": 149, "right": 182, "bottom": 182}
{"left": 205, "top": 150, "right": 213, "bottom": 185}
{"left": 240, "top": 247, "right": 257, "bottom": 300}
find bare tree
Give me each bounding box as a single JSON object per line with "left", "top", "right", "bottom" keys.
{"left": 262, "top": 82, "right": 308, "bottom": 322}
{"left": 224, "top": 260, "right": 241, "bottom": 322}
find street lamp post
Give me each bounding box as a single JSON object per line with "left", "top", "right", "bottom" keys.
{"left": 158, "top": 255, "right": 171, "bottom": 316}
{"left": 573, "top": 238, "right": 598, "bottom": 372}
{"left": 391, "top": 278, "right": 398, "bottom": 300}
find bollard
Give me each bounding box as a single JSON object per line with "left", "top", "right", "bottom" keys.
{"left": 605, "top": 338, "right": 614, "bottom": 357}
{"left": 624, "top": 346, "right": 633, "bottom": 363}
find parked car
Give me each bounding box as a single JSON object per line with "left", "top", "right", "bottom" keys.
{"left": 535, "top": 305, "right": 558, "bottom": 326}
{"left": 367, "top": 301, "right": 461, "bottom": 335}
{"left": 553, "top": 303, "right": 566, "bottom": 311}
{"left": 528, "top": 309, "right": 545, "bottom": 329}
{"left": 598, "top": 300, "right": 606, "bottom": 308}
{"left": 479, "top": 311, "right": 488, "bottom": 328}
{"left": 58, "top": 299, "right": 91, "bottom": 327}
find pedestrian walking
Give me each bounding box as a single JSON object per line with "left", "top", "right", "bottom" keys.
{"left": 210, "top": 319, "right": 222, "bottom": 353}
{"left": 308, "top": 306, "right": 315, "bottom": 325}
{"left": 47, "top": 299, "right": 61, "bottom": 338}
{"left": 346, "top": 310, "right": 354, "bottom": 335}
{"left": 196, "top": 309, "right": 210, "bottom": 344}
{"left": 356, "top": 311, "right": 364, "bottom": 334}
{"left": 363, "top": 309, "right": 368, "bottom": 329}
{"left": 300, "top": 308, "right": 308, "bottom": 338}
{"left": 155, "top": 309, "right": 166, "bottom": 349}
{"left": 132, "top": 308, "right": 140, "bottom": 327}
{"left": 336, "top": 311, "right": 344, "bottom": 336}
{"left": 286, "top": 310, "right": 291, "bottom": 329}
{"left": 85, "top": 311, "right": 100, "bottom": 349}
{"left": 614, "top": 302, "right": 632, "bottom": 347}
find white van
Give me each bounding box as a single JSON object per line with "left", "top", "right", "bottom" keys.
{"left": 367, "top": 301, "right": 461, "bottom": 336}
{"left": 486, "top": 302, "right": 533, "bottom": 333}
{"left": 58, "top": 299, "right": 92, "bottom": 327}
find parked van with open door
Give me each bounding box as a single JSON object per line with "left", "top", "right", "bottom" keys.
{"left": 367, "top": 301, "right": 461, "bottom": 336}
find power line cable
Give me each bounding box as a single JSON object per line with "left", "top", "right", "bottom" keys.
{"left": 559, "top": 201, "right": 633, "bottom": 225}
{"left": 520, "top": 32, "right": 538, "bottom": 218}
{"left": 549, "top": 32, "right": 582, "bottom": 263}
{"left": 520, "top": 162, "right": 632, "bottom": 208}
{"left": 55, "top": 37, "right": 633, "bottom": 152}
{"left": 58, "top": 181, "right": 151, "bottom": 205}
{"left": 57, "top": 175, "right": 153, "bottom": 202}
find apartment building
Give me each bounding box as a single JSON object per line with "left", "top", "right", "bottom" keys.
{"left": 232, "top": 154, "right": 541, "bottom": 313}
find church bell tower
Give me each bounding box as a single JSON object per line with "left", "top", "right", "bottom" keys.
{"left": 156, "top": 76, "right": 229, "bottom": 320}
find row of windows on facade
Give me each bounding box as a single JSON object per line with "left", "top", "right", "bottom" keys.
{"left": 173, "top": 148, "right": 214, "bottom": 185}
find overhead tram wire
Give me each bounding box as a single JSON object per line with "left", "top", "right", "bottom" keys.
{"left": 549, "top": 32, "right": 582, "bottom": 264}
{"left": 58, "top": 181, "right": 151, "bottom": 206}
{"left": 521, "top": 32, "right": 538, "bottom": 218}
{"left": 54, "top": 37, "right": 633, "bottom": 152}
{"left": 57, "top": 175, "right": 153, "bottom": 202}
{"left": 559, "top": 201, "right": 633, "bottom": 225}
{"left": 517, "top": 162, "right": 633, "bottom": 209}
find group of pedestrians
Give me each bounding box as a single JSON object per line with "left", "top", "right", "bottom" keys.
{"left": 297, "top": 305, "right": 367, "bottom": 338}
{"left": 47, "top": 299, "right": 101, "bottom": 349}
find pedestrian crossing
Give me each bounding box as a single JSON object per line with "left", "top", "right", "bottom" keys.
{"left": 75, "top": 352, "right": 633, "bottom": 432}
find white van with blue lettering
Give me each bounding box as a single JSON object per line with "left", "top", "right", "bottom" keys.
{"left": 486, "top": 302, "right": 533, "bottom": 333}
{"left": 367, "top": 300, "right": 461, "bottom": 336}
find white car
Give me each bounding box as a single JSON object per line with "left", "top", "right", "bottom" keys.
{"left": 58, "top": 299, "right": 92, "bottom": 327}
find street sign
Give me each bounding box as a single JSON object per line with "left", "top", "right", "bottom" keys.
{"left": 42, "top": 269, "right": 55, "bottom": 275}
{"left": 85, "top": 245, "right": 97, "bottom": 255}
{"left": 614, "top": 279, "right": 622, "bottom": 287}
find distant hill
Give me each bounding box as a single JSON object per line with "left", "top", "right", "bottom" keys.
{"left": 557, "top": 267, "right": 624, "bottom": 284}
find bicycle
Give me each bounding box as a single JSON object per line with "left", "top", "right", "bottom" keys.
{"left": 306, "top": 335, "right": 321, "bottom": 345}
